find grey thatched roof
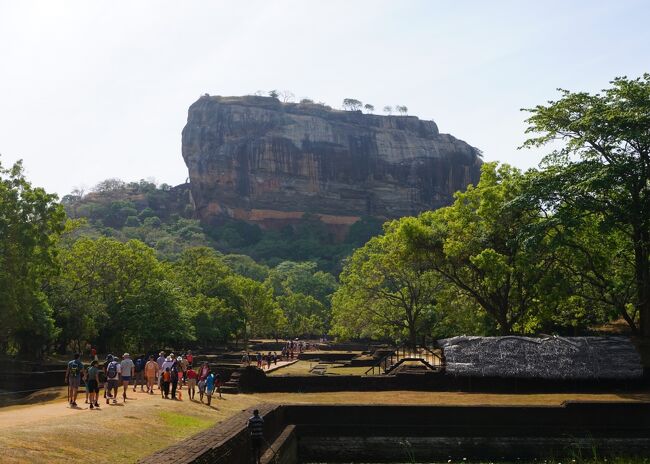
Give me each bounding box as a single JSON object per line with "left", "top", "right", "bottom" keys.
{"left": 438, "top": 336, "right": 643, "bottom": 379}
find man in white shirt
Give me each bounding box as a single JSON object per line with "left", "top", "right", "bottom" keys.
{"left": 119, "top": 353, "right": 135, "bottom": 402}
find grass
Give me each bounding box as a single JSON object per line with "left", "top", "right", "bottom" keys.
{"left": 158, "top": 410, "right": 213, "bottom": 430}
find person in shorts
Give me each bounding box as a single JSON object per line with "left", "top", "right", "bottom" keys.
{"left": 65, "top": 353, "right": 84, "bottom": 407}
{"left": 86, "top": 360, "right": 101, "bottom": 409}
{"left": 105, "top": 355, "right": 120, "bottom": 404}
{"left": 186, "top": 365, "right": 197, "bottom": 400}
{"left": 120, "top": 353, "right": 134, "bottom": 401}
{"left": 145, "top": 355, "right": 159, "bottom": 394}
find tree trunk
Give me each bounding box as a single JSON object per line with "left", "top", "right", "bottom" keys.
{"left": 633, "top": 227, "right": 650, "bottom": 337}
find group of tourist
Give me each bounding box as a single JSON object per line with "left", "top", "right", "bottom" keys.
{"left": 240, "top": 339, "right": 310, "bottom": 370}
{"left": 64, "top": 350, "right": 223, "bottom": 409}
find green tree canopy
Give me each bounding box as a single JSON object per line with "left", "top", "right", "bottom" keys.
{"left": 332, "top": 221, "right": 443, "bottom": 347}
{"left": 522, "top": 74, "right": 650, "bottom": 337}
{"left": 0, "top": 159, "right": 65, "bottom": 356}
{"left": 400, "top": 163, "right": 561, "bottom": 334}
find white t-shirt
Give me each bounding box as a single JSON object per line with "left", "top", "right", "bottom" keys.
{"left": 120, "top": 359, "right": 134, "bottom": 377}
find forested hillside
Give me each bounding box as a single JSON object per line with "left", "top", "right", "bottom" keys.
{"left": 61, "top": 178, "right": 382, "bottom": 273}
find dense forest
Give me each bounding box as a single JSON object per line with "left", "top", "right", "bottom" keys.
{"left": 1, "top": 75, "right": 649, "bottom": 357}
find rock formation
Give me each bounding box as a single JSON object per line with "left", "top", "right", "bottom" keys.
{"left": 182, "top": 95, "right": 482, "bottom": 232}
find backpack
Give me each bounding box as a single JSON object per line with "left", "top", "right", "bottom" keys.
{"left": 135, "top": 358, "right": 144, "bottom": 372}
{"left": 107, "top": 361, "right": 118, "bottom": 379}
{"left": 69, "top": 361, "right": 80, "bottom": 378}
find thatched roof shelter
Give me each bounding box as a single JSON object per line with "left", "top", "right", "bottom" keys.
{"left": 438, "top": 336, "right": 643, "bottom": 379}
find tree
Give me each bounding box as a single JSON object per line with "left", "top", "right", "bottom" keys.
{"left": 226, "top": 275, "right": 283, "bottom": 342}
{"left": 522, "top": 74, "right": 650, "bottom": 337}
{"left": 396, "top": 105, "right": 408, "bottom": 116}
{"left": 268, "top": 90, "right": 279, "bottom": 99}
{"left": 333, "top": 222, "right": 444, "bottom": 348}
{"left": 383, "top": 105, "right": 393, "bottom": 115}
{"left": 342, "top": 98, "right": 363, "bottom": 111}
{"left": 277, "top": 292, "right": 327, "bottom": 337}
{"left": 400, "top": 163, "right": 560, "bottom": 335}
{"left": 364, "top": 104, "right": 375, "bottom": 114}
{"left": 266, "top": 261, "right": 337, "bottom": 307}
{"left": 50, "top": 237, "right": 189, "bottom": 353}
{"left": 279, "top": 90, "right": 295, "bottom": 103}
{"left": 0, "top": 158, "right": 65, "bottom": 356}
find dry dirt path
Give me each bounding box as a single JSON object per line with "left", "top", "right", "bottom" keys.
{"left": 0, "top": 387, "right": 647, "bottom": 464}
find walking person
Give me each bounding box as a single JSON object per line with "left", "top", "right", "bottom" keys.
{"left": 161, "top": 367, "right": 171, "bottom": 399}
{"left": 105, "top": 355, "right": 120, "bottom": 404}
{"left": 256, "top": 352, "right": 262, "bottom": 368}
{"left": 241, "top": 351, "right": 250, "bottom": 366}
{"left": 133, "top": 355, "right": 146, "bottom": 392}
{"left": 205, "top": 371, "right": 215, "bottom": 406}
{"left": 215, "top": 373, "right": 222, "bottom": 399}
{"left": 248, "top": 409, "right": 265, "bottom": 464}
{"left": 86, "top": 360, "right": 101, "bottom": 409}
{"left": 186, "top": 365, "right": 197, "bottom": 400}
{"left": 198, "top": 361, "right": 209, "bottom": 403}
{"left": 120, "top": 353, "right": 134, "bottom": 401}
{"left": 65, "top": 353, "right": 84, "bottom": 407}
{"left": 145, "top": 355, "right": 159, "bottom": 394}
{"left": 186, "top": 350, "right": 194, "bottom": 366}
{"left": 170, "top": 361, "right": 179, "bottom": 400}
{"left": 156, "top": 351, "right": 165, "bottom": 390}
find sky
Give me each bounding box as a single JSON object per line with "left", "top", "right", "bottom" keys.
{"left": 1, "top": 0, "right": 649, "bottom": 197}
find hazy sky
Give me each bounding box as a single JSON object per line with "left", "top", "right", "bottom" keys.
{"left": 1, "top": 1, "right": 648, "bottom": 197}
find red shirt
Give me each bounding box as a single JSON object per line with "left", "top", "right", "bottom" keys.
{"left": 187, "top": 369, "right": 197, "bottom": 380}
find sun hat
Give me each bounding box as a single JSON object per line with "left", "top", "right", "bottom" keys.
{"left": 123, "top": 353, "right": 130, "bottom": 357}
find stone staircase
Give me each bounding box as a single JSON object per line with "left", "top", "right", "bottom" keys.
{"left": 220, "top": 371, "right": 241, "bottom": 394}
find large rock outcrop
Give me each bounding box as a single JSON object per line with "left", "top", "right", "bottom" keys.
{"left": 182, "top": 95, "right": 482, "bottom": 232}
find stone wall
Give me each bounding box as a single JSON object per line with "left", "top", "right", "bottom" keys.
{"left": 139, "top": 402, "right": 650, "bottom": 464}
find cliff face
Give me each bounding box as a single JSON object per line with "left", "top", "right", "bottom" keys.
{"left": 182, "top": 95, "right": 482, "bottom": 231}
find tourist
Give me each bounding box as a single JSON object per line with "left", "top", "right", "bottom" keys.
{"left": 186, "top": 365, "right": 197, "bottom": 400}
{"left": 241, "top": 351, "right": 250, "bottom": 366}
{"left": 83, "top": 364, "right": 89, "bottom": 404}
{"left": 103, "top": 354, "right": 113, "bottom": 400}
{"left": 266, "top": 352, "right": 272, "bottom": 369}
{"left": 156, "top": 351, "right": 165, "bottom": 389}
{"left": 186, "top": 350, "right": 194, "bottom": 366}
{"left": 179, "top": 355, "right": 188, "bottom": 387}
{"left": 90, "top": 346, "right": 98, "bottom": 362}
{"left": 215, "top": 373, "right": 222, "bottom": 399}
{"left": 205, "top": 371, "right": 215, "bottom": 406}
{"left": 248, "top": 409, "right": 264, "bottom": 464}
{"left": 120, "top": 353, "right": 134, "bottom": 401}
{"left": 198, "top": 362, "right": 210, "bottom": 403}
{"left": 65, "top": 353, "right": 84, "bottom": 407}
{"left": 256, "top": 352, "right": 262, "bottom": 368}
{"left": 86, "top": 360, "right": 100, "bottom": 409}
{"left": 133, "top": 355, "right": 146, "bottom": 392}
{"left": 170, "top": 361, "right": 179, "bottom": 400}
{"left": 145, "top": 355, "right": 159, "bottom": 394}
{"left": 105, "top": 355, "right": 120, "bottom": 404}
{"left": 161, "top": 367, "right": 171, "bottom": 399}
